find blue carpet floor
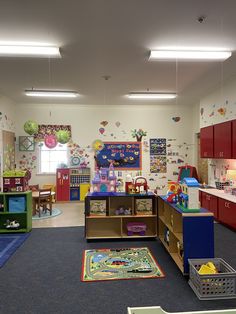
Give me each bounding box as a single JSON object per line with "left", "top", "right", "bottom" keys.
{"left": 0, "top": 233, "right": 30, "bottom": 267}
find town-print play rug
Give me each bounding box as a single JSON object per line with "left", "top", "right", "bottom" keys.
{"left": 32, "top": 208, "right": 62, "bottom": 220}
{"left": 81, "top": 247, "right": 165, "bottom": 282}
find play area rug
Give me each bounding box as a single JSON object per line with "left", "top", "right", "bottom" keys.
{"left": 32, "top": 208, "right": 62, "bottom": 220}
{"left": 0, "top": 233, "right": 30, "bottom": 267}
{"left": 81, "top": 247, "right": 165, "bottom": 282}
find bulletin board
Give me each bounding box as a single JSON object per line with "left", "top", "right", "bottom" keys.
{"left": 95, "top": 142, "right": 142, "bottom": 170}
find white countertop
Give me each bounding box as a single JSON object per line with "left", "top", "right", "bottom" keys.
{"left": 199, "top": 188, "right": 236, "bottom": 203}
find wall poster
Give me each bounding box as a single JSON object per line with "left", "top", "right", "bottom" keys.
{"left": 95, "top": 142, "right": 142, "bottom": 170}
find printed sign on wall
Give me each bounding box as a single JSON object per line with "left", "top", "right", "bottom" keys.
{"left": 150, "top": 138, "right": 166, "bottom": 155}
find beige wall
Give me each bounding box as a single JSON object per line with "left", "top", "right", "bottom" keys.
{"left": 15, "top": 102, "right": 196, "bottom": 193}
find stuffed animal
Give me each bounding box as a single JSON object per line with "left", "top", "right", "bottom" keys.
{"left": 4, "top": 219, "right": 20, "bottom": 230}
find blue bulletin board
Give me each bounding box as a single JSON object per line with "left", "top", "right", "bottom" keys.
{"left": 95, "top": 142, "right": 142, "bottom": 170}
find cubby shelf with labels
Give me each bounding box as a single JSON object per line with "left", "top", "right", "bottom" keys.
{"left": 158, "top": 196, "right": 214, "bottom": 274}
{"left": 0, "top": 191, "right": 32, "bottom": 233}
{"left": 85, "top": 192, "right": 157, "bottom": 239}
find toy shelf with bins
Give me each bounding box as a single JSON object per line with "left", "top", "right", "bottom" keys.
{"left": 158, "top": 196, "right": 214, "bottom": 274}
{"left": 85, "top": 192, "right": 157, "bottom": 239}
{"left": 0, "top": 191, "right": 32, "bottom": 233}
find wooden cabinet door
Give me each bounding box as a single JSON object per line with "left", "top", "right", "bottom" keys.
{"left": 201, "top": 192, "right": 209, "bottom": 209}
{"left": 218, "top": 198, "right": 236, "bottom": 229}
{"left": 200, "top": 126, "right": 214, "bottom": 158}
{"left": 232, "top": 120, "right": 236, "bottom": 159}
{"left": 209, "top": 194, "right": 218, "bottom": 220}
{"left": 214, "top": 121, "right": 232, "bottom": 158}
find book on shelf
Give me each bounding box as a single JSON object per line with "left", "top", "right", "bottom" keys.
{"left": 89, "top": 200, "right": 106, "bottom": 216}
{"left": 135, "top": 198, "right": 153, "bottom": 215}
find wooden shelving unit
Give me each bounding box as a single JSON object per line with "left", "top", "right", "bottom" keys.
{"left": 85, "top": 192, "right": 157, "bottom": 240}
{"left": 158, "top": 196, "right": 214, "bottom": 274}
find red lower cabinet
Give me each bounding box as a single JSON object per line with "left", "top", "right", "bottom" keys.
{"left": 218, "top": 198, "right": 236, "bottom": 230}
{"left": 201, "top": 192, "right": 218, "bottom": 219}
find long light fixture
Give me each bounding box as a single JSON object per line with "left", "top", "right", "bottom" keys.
{"left": 0, "top": 44, "right": 61, "bottom": 57}
{"left": 149, "top": 50, "right": 232, "bottom": 60}
{"left": 128, "top": 92, "right": 176, "bottom": 99}
{"left": 25, "top": 89, "right": 79, "bottom": 98}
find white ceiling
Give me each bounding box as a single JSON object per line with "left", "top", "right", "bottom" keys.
{"left": 1, "top": 0, "right": 236, "bottom": 106}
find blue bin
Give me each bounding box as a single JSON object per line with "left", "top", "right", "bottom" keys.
{"left": 9, "top": 196, "right": 26, "bottom": 213}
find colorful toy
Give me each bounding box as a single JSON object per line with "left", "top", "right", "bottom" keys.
{"left": 166, "top": 181, "right": 180, "bottom": 203}
{"left": 91, "top": 163, "right": 117, "bottom": 194}
{"left": 127, "top": 222, "right": 147, "bottom": 236}
{"left": 4, "top": 219, "right": 20, "bottom": 230}
{"left": 115, "top": 206, "right": 131, "bottom": 215}
{"left": 134, "top": 176, "right": 148, "bottom": 194}
{"left": 178, "top": 177, "right": 200, "bottom": 211}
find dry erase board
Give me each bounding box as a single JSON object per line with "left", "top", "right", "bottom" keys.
{"left": 95, "top": 142, "right": 142, "bottom": 170}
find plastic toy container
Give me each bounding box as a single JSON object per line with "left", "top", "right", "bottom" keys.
{"left": 188, "top": 258, "right": 236, "bottom": 300}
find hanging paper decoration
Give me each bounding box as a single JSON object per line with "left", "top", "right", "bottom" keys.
{"left": 24, "top": 120, "right": 39, "bottom": 135}
{"left": 99, "top": 127, "right": 105, "bottom": 134}
{"left": 44, "top": 134, "right": 57, "bottom": 149}
{"left": 92, "top": 139, "right": 104, "bottom": 151}
{"left": 100, "top": 121, "right": 108, "bottom": 127}
{"left": 56, "top": 130, "right": 71, "bottom": 144}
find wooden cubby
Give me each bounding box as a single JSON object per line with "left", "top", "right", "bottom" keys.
{"left": 85, "top": 192, "right": 157, "bottom": 239}
{"left": 157, "top": 196, "right": 214, "bottom": 274}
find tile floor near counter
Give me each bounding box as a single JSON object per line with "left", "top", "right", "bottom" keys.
{"left": 32, "top": 202, "right": 85, "bottom": 228}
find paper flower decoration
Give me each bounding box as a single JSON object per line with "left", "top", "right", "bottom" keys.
{"left": 56, "top": 130, "right": 71, "bottom": 144}
{"left": 44, "top": 134, "right": 57, "bottom": 149}
{"left": 131, "top": 129, "right": 147, "bottom": 142}
{"left": 92, "top": 139, "right": 104, "bottom": 151}
{"left": 24, "top": 120, "right": 39, "bottom": 135}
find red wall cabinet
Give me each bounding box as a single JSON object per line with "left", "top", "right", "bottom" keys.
{"left": 56, "top": 168, "right": 70, "bottom": 201}
{"left": 200, "top": 126, "right": 214, "bottom": 158}
{"left": 232, "top": 120, "right": 236, "bottom": 159}
{"left": 201, "top": 191, "right": 218, "bottom": 219}
{"left": 214, "top": 121, "right": 232, "bottom": 159}
{"left": 218, "top": 198, "right": 236, "bottom": 229}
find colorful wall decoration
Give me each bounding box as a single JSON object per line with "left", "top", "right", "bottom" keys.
{"left": 34, "top": 125, "right": 71, "bottom": 142}
{"left": 95, "top": 142, "right": 142, "bottom": 170}
{"left": 19, "top": 136, "right": 35, "bottom": 151}
{"left": 149, "top": 138, "right": 167, "bottom": 173}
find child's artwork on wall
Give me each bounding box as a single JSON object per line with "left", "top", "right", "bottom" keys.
{"left": 95, "top": 142, "right": 142, "bottom": 170}
{"left": 150, "top": 156, "right": 167, "bottom": 173}
{"left": 150, "top": 138, "right": 166, "bottom": 155}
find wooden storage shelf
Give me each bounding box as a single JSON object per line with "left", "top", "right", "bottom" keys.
{"left": 85, "top": 192, "right": 157, "bottom": 239}
{"left": 157, "top": 196, "right": 214, "bottom": 274}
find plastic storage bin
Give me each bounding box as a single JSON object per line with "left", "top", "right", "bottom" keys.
{"left": 8, "top": 196, "right": 26, "bottom": 213}
{"left": 188, "top": 258, "right": 236, "bottom": 300}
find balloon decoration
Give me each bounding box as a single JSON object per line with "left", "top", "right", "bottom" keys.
{"left": 56, "top": 130, "right": 71, "bottom": 144}
{"left": 92, "top": 139, "right": 104, "bottom": 151}
{"left": 44, "top": 134, "right": 58, "bottom": 149}
{"left": 24, "top": 120, "right": 39, "bottom": 135}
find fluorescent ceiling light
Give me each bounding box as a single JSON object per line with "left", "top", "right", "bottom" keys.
{"left": 0, "top": 45, "right": 61, "bottom": 57}
{"left": 25, "top": 90, "right": 79, "bottom": 98}
{"left": 149, "top": 50, "right": 232, "bottom": 60}
{"left": 128, "top": 92, "right": 176, "bottom": 99}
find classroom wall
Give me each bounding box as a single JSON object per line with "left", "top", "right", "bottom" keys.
{"left": 0, "top": 95, "right": 16, "bottom": 189}
{"left": 15, "top": 102, "right": 196, "bottom": 194}
{"left": 199, "top": 77, "right": 236, "bottom": 186}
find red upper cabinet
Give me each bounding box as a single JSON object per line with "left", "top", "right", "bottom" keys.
{"left": 232, "top": 120, "right": 236, "bottom": 159}
{"left": 200, "top": 125, "right": 214, "bottom": 158}
{"left": 214, "top": 121, "right": 232, "bottom": 159}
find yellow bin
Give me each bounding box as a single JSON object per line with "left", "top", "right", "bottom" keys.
{"left": 80, "top": 183, "right": 90, "bottom": 201}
